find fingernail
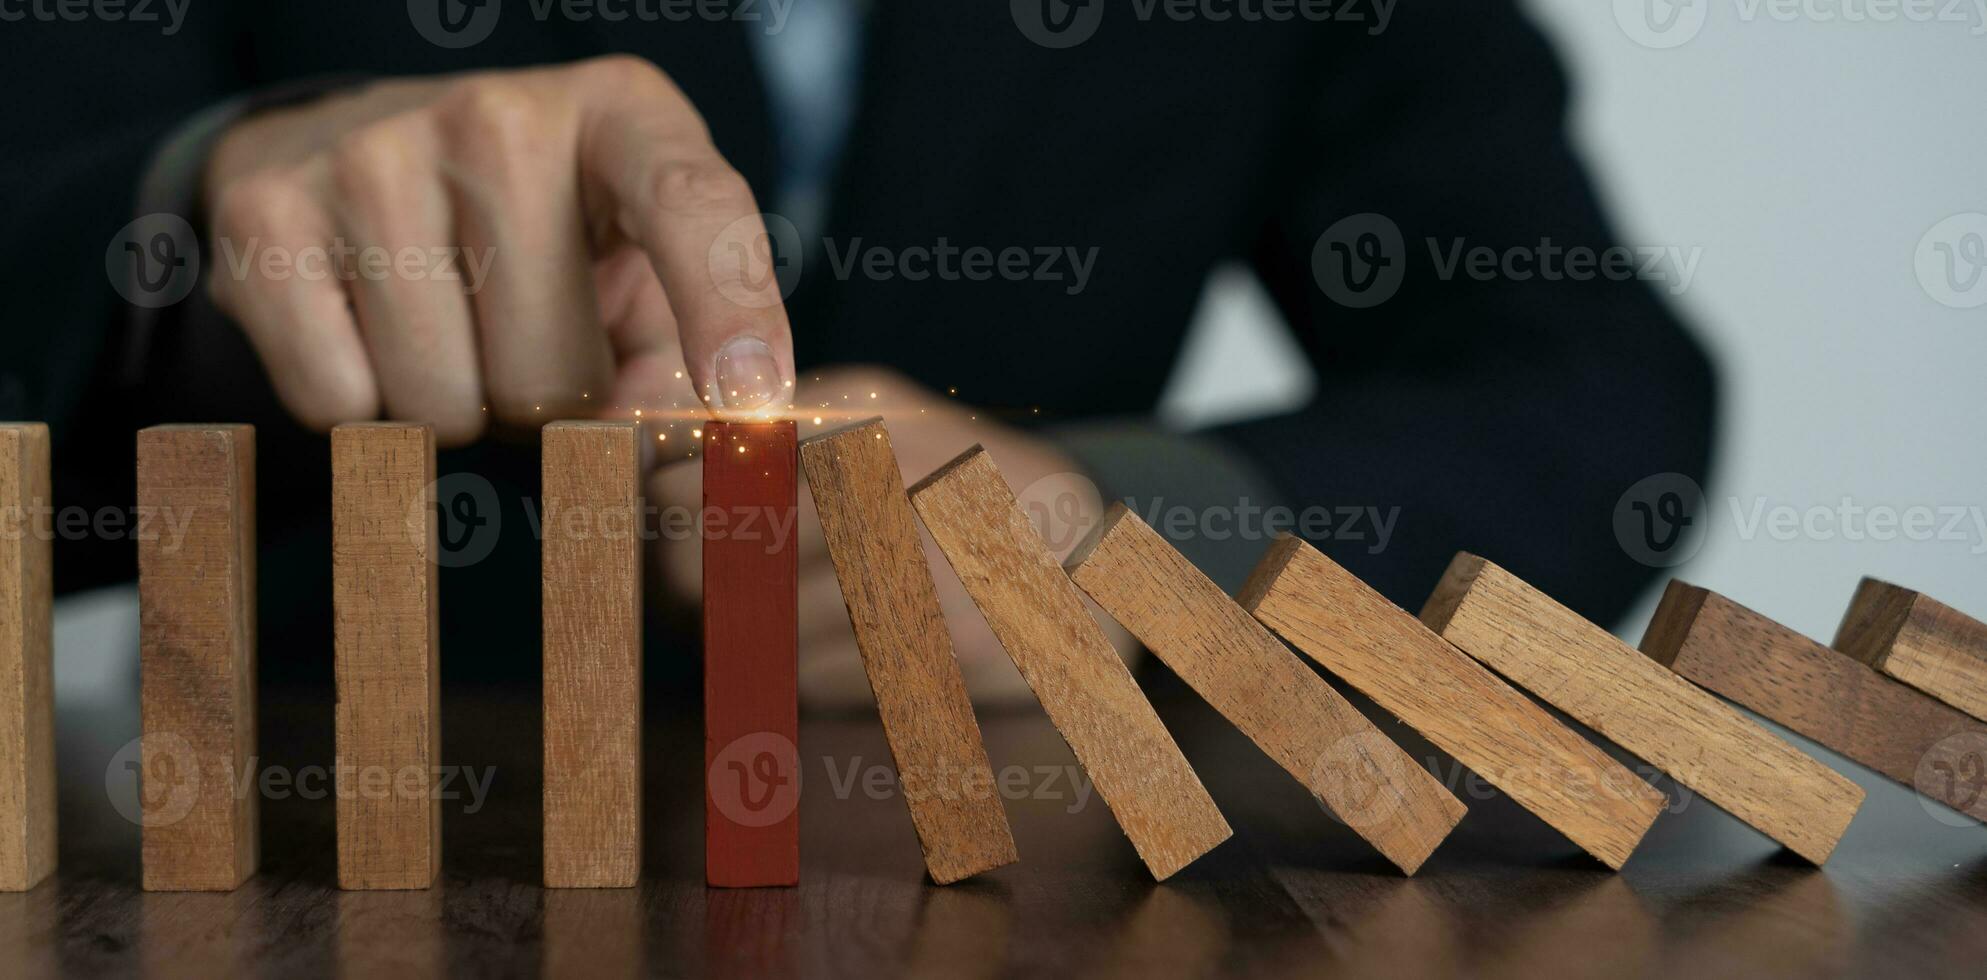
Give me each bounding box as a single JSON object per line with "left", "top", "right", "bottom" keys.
{"left": 712, "top": 336, "right": 786, "bottom": 414}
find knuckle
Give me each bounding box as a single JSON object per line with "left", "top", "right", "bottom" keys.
{"left": 648, "top": 158, "right": 753, "bottom": 214}
{"left": 329, "top": 126, "right": 416, "bottom": 205}
{"left": 208, "top": 174, "right": 309, "bottom": 238}
{"left": 577, "top": 54, "right": 669, "bottom": 94}
{"left": 436, "top": 78, "right": 541, "bottom": 160}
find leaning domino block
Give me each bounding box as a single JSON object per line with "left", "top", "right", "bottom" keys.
{"left": 801, "top": 419, "right": 1017, "bottom": 884}
{"left": 1, "top": 423, "right": 54, "bottom": 891}
{"left": 1423, "top": 554, "right": 1862, "bottom": 864}
{"left": 1235, "top": 534, "right": 1667, "bottom": 870}
{"left": 910, "top": 445, "right": 1230, "bottom": 880}
{"left": 1833, "top": 578, "right": 1987, "bottom": 723}
{"left": 1067, "top": 508, "right": 1463, "bottom": 875}
{"left": 1645, "top": 580, "right": 1987, "bottom": 825}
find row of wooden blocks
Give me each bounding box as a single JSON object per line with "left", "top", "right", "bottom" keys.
{"left": 3, "top": 419, "right": 1987, "bottom": 892}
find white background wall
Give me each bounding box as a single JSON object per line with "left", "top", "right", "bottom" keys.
{"left": 1160, "top": 0, "right": 1987, "bottom": 644}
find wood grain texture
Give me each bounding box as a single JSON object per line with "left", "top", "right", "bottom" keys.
{"left": 1646, "top": 580, "right": 1987, "bottom": 824}
{"left": 703, "top": 421, "right": 800, "bottom": 887}
{"left": 799, "top": 419, "right": 1017, "bottom": 884}
{"left": 332, "top": 423, "right": 439, "bottom": 890}
{"left": 1422, "top": 554, "right": 1862, "bottom": 865}
{"left": 909, "top": 446, "right": 1230, "bottom": 880}
{"left": 1234, "top": 535, "right": 1667, "bottom": 870}
{"left": 0, "top": 424, "right": 54, "bottom": 891}
{"left": 1833, "top": 578, "right": 1987, "bottom": 723}
{"left": 136, "top": 424, "right": 258, "bottom": 891}
{"left": 542, "top": 422, "right": 643, "bottom": 888}
{"left": 1067, "top": 509, "right": 1462, "bottom": 874}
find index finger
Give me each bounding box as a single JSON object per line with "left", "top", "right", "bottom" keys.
{"left": 572, "top": 59, "right": 795, "bottom": 419}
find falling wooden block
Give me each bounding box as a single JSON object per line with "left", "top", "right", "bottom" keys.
{"left": 703, "top": 421, "right": 799, "bottom": 888}
{"left": 542, "top": 421, "right": 643, "bottom": 888}
{"left": 799, "top": 420, "right": 1017, "bottom": 884}
{"left": 1833, "top": 578, "right": 1987, "bottom": 724}
{"left": 909, "top": 446, "right": 1230, "bottom": 880}
{"left": 1645, "top": 581, "right": 1987, "bottom": 824}
{"left": 332, "top": 423, "right": 440, "bottom": 890}
{"left": 0, "top": 423, "right": 54, "bottom": 891}
{"left": 1066, "top": 509, "right": 1462, "bottom": 874}
{"left": 1422, "top": 554, "right": 1862, "bottom": 864}
{"left": 1233, "top": 534, "right": 1668, "bottom": 870}
{"left": 136, "top": 424, "right": 258, "bottom": 891}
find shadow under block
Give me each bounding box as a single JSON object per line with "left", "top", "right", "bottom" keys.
{"left": 1067, "top": 509, "right": 1463, "bottom": 874}
{"left": 1833, "top": 578, "right": 1987, "bottom": 723}
{"left": 0, "top": 424, "right": 54, "bottom": 891}
{"left": 909, "top": 446, "right": 1231, "bottom": 880}
{"left": 799, "top": 420, "right": 1017, "bottom": 884}
{"left": 703, "top": 421, "right": 800, "bottom": 887}
{"left": 1422, "top": 554, "right": 1863, "bottom": 865}
{"left": 136, "top": 425, "right": 258, "bottom": 891}
{"left": 542, "top": 422, "right": 643, "bottom": 888}
{"left": 1235, "top": 535, "right": 1668, "bottom": 870}
{"left": 332, "top": 423, "right": 440, "bottom": 890}
{"left": 1646, "top": 581, "right": 1987, "bottom": 824}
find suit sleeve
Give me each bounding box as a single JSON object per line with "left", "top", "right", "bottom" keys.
{"left": 1220, "top": 2, "right": 1718, "bottom": 626}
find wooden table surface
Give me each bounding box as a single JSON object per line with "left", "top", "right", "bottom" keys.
{"left": 7, "top": 683, "right": 1987, "bottom": 979}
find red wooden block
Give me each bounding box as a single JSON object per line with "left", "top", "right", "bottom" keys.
{"left": 703, "top": 421, "right": 800, "bottom": 887}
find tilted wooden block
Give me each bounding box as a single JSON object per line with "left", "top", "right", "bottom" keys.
{"left": 1422, "top": 554, "right": 1862, "bottom": 864}
{"left": 333, "top": 423, "right": 440, "bottom": 890}
{"left": 800, "top": 420, "right": 1017, "bottom": 884}
{"left": 542, "top": 422, "right": 643, "bottom": 888}
{"left": 1235, "top": 535, "right": 1667, "bottom": 870}
{"left": 910, "top": 446, "right": 1230, "bottom": 880}
{"left": 1646, "top": 581, "right": 1987, "bottom": 824}
{"left": 703, "top": 421, "right": 800, "bottom": 887}
{"left": 137, "top": 425, "right": 258, "bottom": 891}
{"left": 1067, "top": 509, "right": 1463, "bottom": 874}
{"left": 1833, "top": 578, "right": 1987, "bottom": 723}
{"left": 0, "top": 423, "right": 55, "bottom": 891}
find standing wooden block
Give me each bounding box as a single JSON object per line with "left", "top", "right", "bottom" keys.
{"left": 909, "top": 446, "right": 1230, "bottom": 880}
{"left": 1422, "top": 554, "right": 1862, "bottom": 864}
{"left": 333, "top": 423, "right": 440, "bottom": 890}
{"left": 1833, "top": 578, "right": 1987, "bottom": 723}
{"left": 543, "top": 422, "right": 643, "bottom": 888}
{"left": 1234, "top": 535, "right": 1667, "bottom": 870}
{"left": 1067, "top": 509, "right": 1463, "bottom": 874}
{"left": 1646, "top": 581, "right": 1987, "bottom": 824}
{"left": 799, "top": 420, "right": 1017, "bottom": 884}
{"left": 0, "top": 424, "right": 54, "bottom": 891}
{"left": 703, "top": 421, "right": 799, "bottom": 887}
{"left": 136, "top": 425, "right": 258, "bottom": 891}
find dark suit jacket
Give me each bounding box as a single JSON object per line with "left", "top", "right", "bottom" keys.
{"left": 0, "top": 1, "right": 1716, "bottom": 685}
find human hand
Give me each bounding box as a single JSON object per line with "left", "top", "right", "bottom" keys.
{"left": 201, "top": 56, "right": 792, "bottom": 442}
